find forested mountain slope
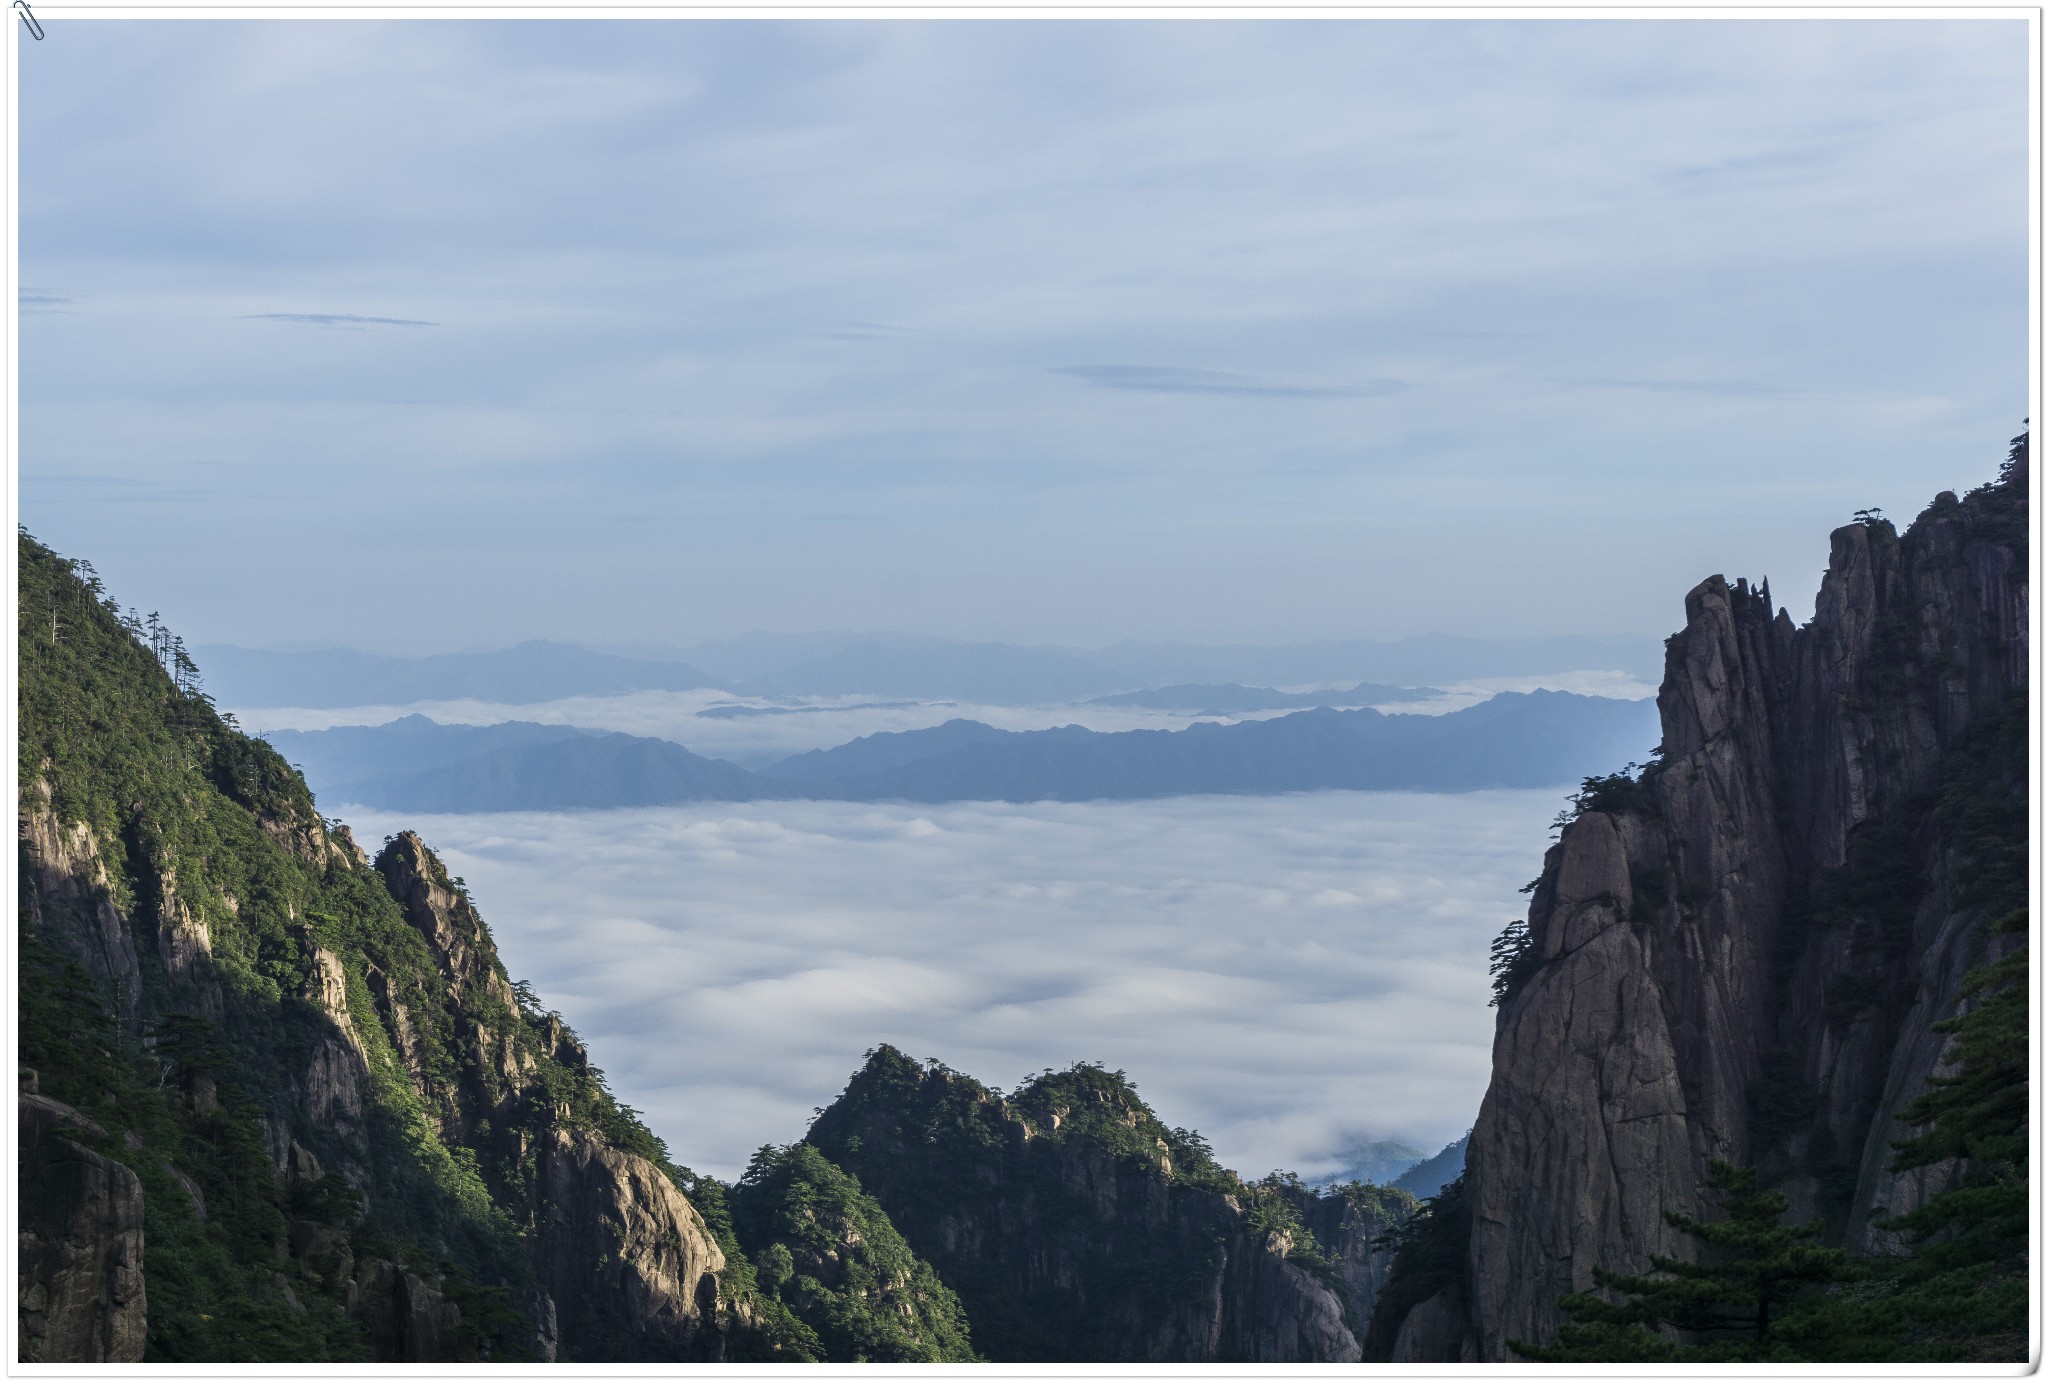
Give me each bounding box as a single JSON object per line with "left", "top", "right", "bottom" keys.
{"left": 15, "top": 532, "right": 1417, "bottom": 1365}
{"left": 15, "top": 533, "right": 891, "bottom": 1363}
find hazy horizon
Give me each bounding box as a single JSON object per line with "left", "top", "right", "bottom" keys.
{"left": 194, "top": 627, "right": 1661, "bottom": 660}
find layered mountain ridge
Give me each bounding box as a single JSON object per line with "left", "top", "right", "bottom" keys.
{"left": 260, "top": 689, "right": 1659, "bottom": 812}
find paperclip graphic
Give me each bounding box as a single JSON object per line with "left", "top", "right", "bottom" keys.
{"left": 13, "top": 0, "right": 43, "bottom": 41}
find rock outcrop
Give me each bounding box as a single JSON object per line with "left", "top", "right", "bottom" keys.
{"left": 18, "top": 1093, "right": 147, "bottom": 1362}
{"left": 537, "top": 1130, "right": 727, "bottom": 1360}
{"left": 1376, "top": 452, "right": 2029, "bottom": 1358}
{"left": 19, "top": 783, "right": 143, "bottom": 1038}
{"left": 363, "top": 833, "right": 732, "bottom": 1359}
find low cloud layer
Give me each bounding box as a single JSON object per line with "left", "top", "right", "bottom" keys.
{"left": 337, "top": 789, "right": 1562, "bottom": 1182}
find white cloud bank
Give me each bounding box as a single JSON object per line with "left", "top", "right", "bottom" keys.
{"left": 338, "top": 788, "right": 1563, "bottom": 1182}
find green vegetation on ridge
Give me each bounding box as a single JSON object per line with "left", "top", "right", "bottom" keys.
{"left": 730, "top": 1143, "right": 978, "bottom": 1362}
{"left": 17, "top": 530, "right": 823, "bottom": 1361}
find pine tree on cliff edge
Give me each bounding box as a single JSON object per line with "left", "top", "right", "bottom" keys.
{"left": 1509, "top": 1161, "right": 1855, "bottom": 1363}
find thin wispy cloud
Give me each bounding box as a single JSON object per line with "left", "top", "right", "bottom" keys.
{"left": 1571, "top": 376, "right": 1809, "bottom": 398}
{"left": 1053, "top": 365, "right": 1405, "bottom": 399}
{"left": 22, "top": 473, "right": 216, "bottom": 503}
{"left": 19, "top": 291, "right": 74, "bottom": 311}
{"left": 242, "top": 312, "right": 437, "bottom": 328}
{"left": 822, "top": 320, "right": 914, "bottom": 341}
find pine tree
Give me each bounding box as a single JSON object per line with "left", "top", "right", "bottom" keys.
{"left": 1512, "top": 1160, "right": 1856, "bottom": 1362}
{"left": 1863, "top": 908, "right": 2030, "bottom": 1350}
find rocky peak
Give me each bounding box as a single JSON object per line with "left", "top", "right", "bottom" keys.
{"left": 375, "top": 832, "right": 522, "bottom": 1014}
{"left": 1388, "top": 454, "right": 2028, "bottom": 1360}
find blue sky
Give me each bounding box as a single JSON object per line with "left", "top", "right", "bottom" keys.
{"left": 17, "top": 18, "right": 2030, "bottom": 652}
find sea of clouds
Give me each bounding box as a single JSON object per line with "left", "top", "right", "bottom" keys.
{"left": 238, "top": 668, "right": 1656, "bottom": 765}
{"left": 336, "top": 788, "right": 1565, "bottom": 1183}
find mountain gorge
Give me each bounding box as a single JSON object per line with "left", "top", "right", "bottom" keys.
{"left": 16, "top": 437, "right": 2028, "bottom": 1364}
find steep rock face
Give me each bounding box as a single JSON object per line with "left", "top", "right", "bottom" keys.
{"left": 350, "top": 1260, "right": 463, "bottom": 1362}
{"left": 149, "top": 866, "right": 225, "bottom": 1024}
{"left": 18, "top": 1093, "right": 147, "bottom": 1362}
{"left": 807, "top": 1048, "right": 1392, "bottom": 1363}
{"left": 364, "top": 833, "right": 731, "bottom": 1359}
{"left": 536, "top": 1130, "right": 727, "bottom": 1361}
{"left": 377, "top": 834, "right": 519, "bottom": 1014}
{"left": 19, "top": 783, "right": 143, "bottom": 1038}
{"left": 1415, "top": 460, "right": 2028, "bottom": 1359}
{"left": 297, "top": 946, "right": 372, "bottom": 1149}
{"left": 1221, "top": 1228, "right": 1359, "bottom": 1361}
{"left": 1295, "top": 1188, "right": 1408, "bottom": 1332}
{"left": 1390, "top": 1285, "right": 1473, "bottom": 1362}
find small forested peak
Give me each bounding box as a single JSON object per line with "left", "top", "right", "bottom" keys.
{"left": 809, "top": 1045, "right": 996, "bottom": 1138}
{"left": 1008, "top": 1061, "right": 1181, "bottom": 1160}
{"left": 811, "top": 1047, "right": 1238, "bottom": 1194}
{"left": 849, "top": 1042, "right": 949, "bottom": 1092}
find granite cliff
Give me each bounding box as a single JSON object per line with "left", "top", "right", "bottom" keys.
{"left": 1371, "top": 441, "right": 2029, "bottom": 1360}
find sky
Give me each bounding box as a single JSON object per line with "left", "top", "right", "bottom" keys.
{"left": 17, "top": 17, "right": 2031, "bottom": 652}
{"left": 337, "top": 789, "right": 1560, "bottom": 1182}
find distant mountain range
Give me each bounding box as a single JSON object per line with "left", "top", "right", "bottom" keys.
{"left": 1326, "top": 1139, "right": 1429, "bottom": 1187}
{"left": 1389, "top": 1133, "right": 1468, "bottom": 1199}
{"left": 200, "top": 631, "right": 1662, "bottom": 710}
{"left": 1323, "top": 1132, "right": 1469, "bottom": 1197}
{"left": 262, "top": 690, "right": 1660, "bottom": 812}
